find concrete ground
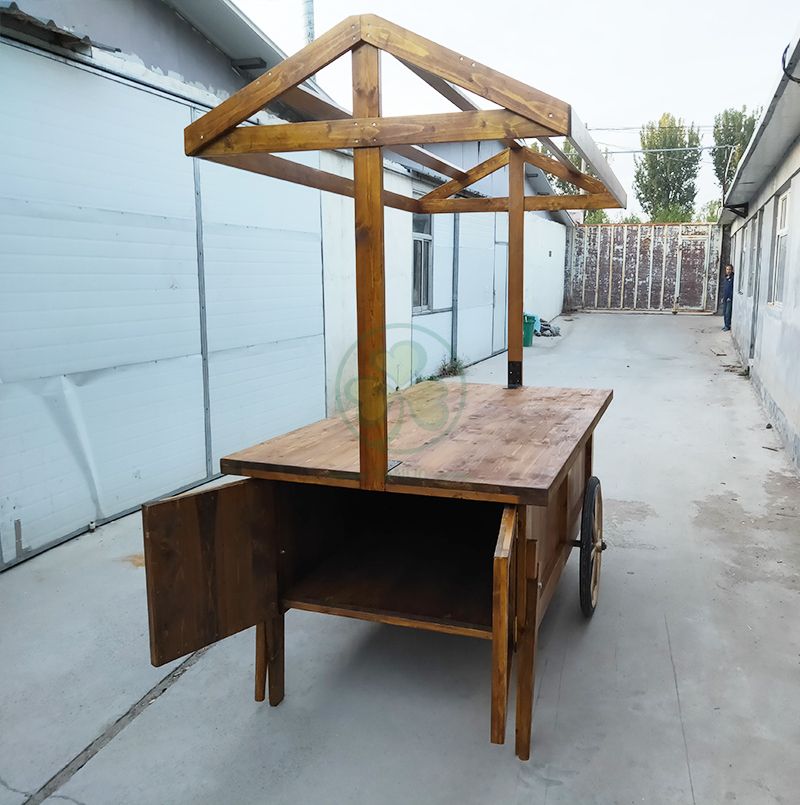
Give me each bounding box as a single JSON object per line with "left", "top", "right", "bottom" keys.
{"left": 1, "top": 313, "right": 799, "bottom": 805}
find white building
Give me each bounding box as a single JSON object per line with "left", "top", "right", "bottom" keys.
{"left": 0, "top": 0, "right": 572, "bottom": 567}
{"left": 723, "top": 29, "right": 800, "bottom": 472}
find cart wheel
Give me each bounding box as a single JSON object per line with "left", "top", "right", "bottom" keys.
{"left": 579, "top": 476, "right": 605, "bottom": 618}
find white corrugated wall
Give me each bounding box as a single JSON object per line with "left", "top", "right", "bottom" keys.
{"left": 0, "top": 42, "right": 327, "bottom": 566}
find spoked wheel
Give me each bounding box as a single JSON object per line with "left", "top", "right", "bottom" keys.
{"left": 579, "top": 476, "right": 605, "bottom": 618}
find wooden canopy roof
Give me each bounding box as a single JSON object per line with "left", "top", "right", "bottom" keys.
{"left": 186, "top": 14, "right": 625, "bottom": 492}
{"left": 186, "top": 14, "right": 626, "bottom": 213}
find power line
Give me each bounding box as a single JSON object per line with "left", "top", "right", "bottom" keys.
{"left": 602, "top": 145, "right": 733, "bottom": 155}
{"left": 589, "top": 125, "right": 716, "bottom": 131}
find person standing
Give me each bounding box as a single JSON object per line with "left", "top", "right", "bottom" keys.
{"left": 722, "top": 263, "right": 734, "bottom": 331}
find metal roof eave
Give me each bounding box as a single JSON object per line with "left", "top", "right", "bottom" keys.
{"left": 725, "top": 28, "right": 800, "bottom": 209}
{"left": 161, "top": 0, "right": 336, "bottom": 104}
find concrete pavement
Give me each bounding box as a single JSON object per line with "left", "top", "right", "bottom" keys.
{"left": 1, "top": 313, "right": 798, "bottom": 804}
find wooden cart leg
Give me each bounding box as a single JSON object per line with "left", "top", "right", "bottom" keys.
{"left": 266, "top": 611, "right": 285, "bottom": 706}
{"left": 515, "top": 570, "right": 540, "bottom": 760}
{"left": 255, "top": 622, "right": 268, "bottom": 702}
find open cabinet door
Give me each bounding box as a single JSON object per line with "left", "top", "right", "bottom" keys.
{"left": 142, "top": 479, "right": 275, "bottom": 666}
{"left": 491, "top": 504, "right": 518, "bottom": 744}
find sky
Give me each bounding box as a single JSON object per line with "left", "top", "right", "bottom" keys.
{"left": 234, "top": 0, "right": 800, "bottom": 218}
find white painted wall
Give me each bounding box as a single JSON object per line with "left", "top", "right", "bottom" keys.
{"left": 524, "top": 214, "right": 567, "bottom": 321}
{"left": 198, "top": 152, "right": 326, "bottom": 467}
{"left": 730, "top": 136, "right": 800, "bottom": 468}
{"left": 319, "top": 151, "right": 414, "bottom": 409}
{"left": 0, "top": 43, "right": 207, "bottom": 562}
{"left": 457, "top": 212, "right": 496, "bottom": 365}
{"left": 0, "top": 42, "right": 327, "bottom": 563}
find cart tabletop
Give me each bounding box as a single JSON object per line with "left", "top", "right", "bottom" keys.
{"left": 221, "top": 382, "right": 612, "bottom": 504}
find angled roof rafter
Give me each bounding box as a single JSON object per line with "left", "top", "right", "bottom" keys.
{"left": 185, "top": 15, "right": 362, "bottom": 154}
{"left": 421, "top": 148, "right": 510, "bottom": 201}
{"left": 520, "top": 147, "right": 606, "bottom": 195}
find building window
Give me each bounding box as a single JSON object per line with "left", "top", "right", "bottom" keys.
{"left": 769, "top": 191, "right": 790, "bottom": 304}
{"left": 412, "top": 212, "right": 433, "bottom": 311}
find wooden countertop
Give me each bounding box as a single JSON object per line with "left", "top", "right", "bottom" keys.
{"left": 221, "top": 382, "right": 612, "bottom": 504}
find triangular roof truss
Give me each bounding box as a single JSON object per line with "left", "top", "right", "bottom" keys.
{"left": 186, "top": 14, "right": 627, "bottom": 491}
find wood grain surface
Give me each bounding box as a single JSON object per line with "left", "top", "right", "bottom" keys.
{"left": 221, "top": 382, "right": 612, "bottom": 504}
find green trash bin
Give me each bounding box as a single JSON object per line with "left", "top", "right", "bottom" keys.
{"left": 523, "top": 314, "right": 535, "bottom": 347}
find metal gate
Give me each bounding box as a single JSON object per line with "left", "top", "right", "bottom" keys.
{"left": 570, "top": 223, "right": 721, "bottom": 312}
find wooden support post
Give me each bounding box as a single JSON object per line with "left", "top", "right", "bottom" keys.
{"left": 507, "top": 147, "right": 525, "bottom": 388}
{"left": 352, "top": 43, "right": 388, "bottom": 491}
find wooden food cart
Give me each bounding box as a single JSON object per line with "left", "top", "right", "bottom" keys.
{"left": 142, "top": 15, "right": 625, "bottom": 760}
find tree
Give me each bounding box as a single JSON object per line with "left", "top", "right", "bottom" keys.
{"left": 712, "top": 107, "right": 759, "bottom": 195}
{"left": 633, "top": 113, "right": 701, "bottom": 222}
{"left": 695, "top": 199, "right": 722, "bottom": 222}
{"left": 620, "top": 213, "right": 642, "bottom": 224}
{"left": 584, "top": 209, "right": 609, "bottom": 225}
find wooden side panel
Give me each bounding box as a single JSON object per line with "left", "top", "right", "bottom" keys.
{"left": 571, "top": 226, "right": 585, "bottom": 309}
{"left": 609, "top": 226, "right": 625, "bottom": 308}
{"left": 142, "top": 479, "right": 274, "bottom": 666}
{"left": 650, "top": 225, "right": 666, "bottom": 309}
{"left": 583, "top": 226, "right": 599, "bottom": 308}
{"left": 663, "top": 225, "right": 680, "bottom": 308}
{"left": 566, "top": 447, "right": 586, "bottom": 542}
{"left": 622, "top": 226, "right": 638, "bottom": 309}
{"left": 596, "top": 227, "right": 612, "bottom": 309}
{"left": 637, "top": 227, "right": 652, "bottom": 309}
